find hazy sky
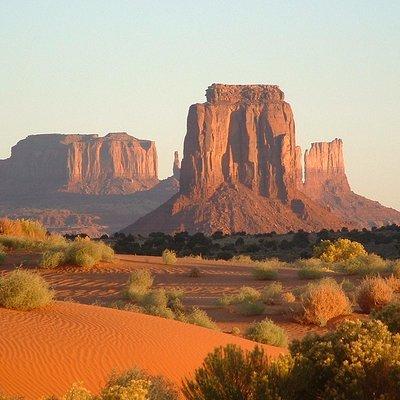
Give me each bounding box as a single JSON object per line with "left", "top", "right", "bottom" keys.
{"left": 1, "top": 1, "right": 399, "bottom": 210}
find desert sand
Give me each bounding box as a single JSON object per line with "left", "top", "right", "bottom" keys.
{"left": 0, "top": 301, "right": 284, "bottom": 399}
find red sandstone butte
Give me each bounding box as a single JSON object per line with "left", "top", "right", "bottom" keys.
{"left": 124, "top": 84, "right": 349, "bottom": 234}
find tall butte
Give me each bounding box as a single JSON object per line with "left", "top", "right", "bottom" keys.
{"left": 124, "top": 84, "right": 352, "bottom": 234}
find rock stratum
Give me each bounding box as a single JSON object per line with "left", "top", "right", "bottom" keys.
{"left": 125, "top": 84, "right": 400, "bottom": 234}
{"left": 0, "top": 133, "right": 179, "bottom": 235}
{"left": 0, "top": 132, "right": 158, "bottom": 195}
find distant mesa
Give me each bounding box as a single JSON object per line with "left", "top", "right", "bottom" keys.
{"left": 123, "top": 83, "right": 400, "bottom": 235}
{"left": 0, "top": 132, "right": 179, "bottom": 235}
{"left": 0, "top": 132, "right": 159, "bottom": 195}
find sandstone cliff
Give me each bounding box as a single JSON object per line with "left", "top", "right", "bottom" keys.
{"left": 303, "top": 139, "right": 400, "bottom": 228}
{"left": 0, "top": 132, "right": 159, "bottom": 195}
{"left": 124, "top": 84, "right": 346, "bottom": 235}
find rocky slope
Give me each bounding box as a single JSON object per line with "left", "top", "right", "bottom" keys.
{"left": 0, "top": 132, "right": 158, "bottom": 195}
{"left": 303, "top": 139, "right": 400, "bottom": 228}
{"left": 124, "top": 84, "right": 348, "bottom": 235}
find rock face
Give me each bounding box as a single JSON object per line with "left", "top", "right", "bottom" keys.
{"left": 124, "top": 84, "right": 349, "bottom": 235}
{"left": 303, "top": 139, "right": 350, "bottom": 198}
{"left": 180, "top": 84, "right": 298, "bottom": 201}
{"left": 173, "top": 151, "right": 181, "bottom": 179}
{"left": 303, "top": 139, "right": 400, "bottom": 228}
{"left": 0, "top": 132, "right": 158, "bottom": 195}
{"left": 0, "top": 133, "right": 179, "bottom": 235}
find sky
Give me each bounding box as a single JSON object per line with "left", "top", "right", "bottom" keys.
{"left": 1, "top": 1, "right": 399, "bottom": 210}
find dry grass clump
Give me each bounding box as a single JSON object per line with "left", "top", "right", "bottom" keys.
{"left": 385, "top": 275, "right": 400, "bottom": 293}
{"left": 162, "top": 249, "right": 177, "bottom": 265}
{"left": 281, "top": 291, "right": 296, "bottom": 303}
{"left": 0, "top": 218, "right": 47, "bottom": 240}
{"left": 180, "top": 307, "right": 219, "bottom": 330}
{"left": 245, "top": 318, "right": 288, "bottom": 347}
{"left": 218, "top": 286, "right": 264, "bottom": 316}
{"left": 252, "top": 259, "right": 281, "bottom": 280}
{"left": 125, "top": 269, "right": 154, "bottom": 302}
{"left": 40, "top": 238, "right": 114, "bottom": 269}
{"left": 230, "top": 255, "right": 253, "bottom": 264}
{"left": 0, "top": 269, "right": 54, "bottom": 310}
{"left": 300, "top": 278, "right": 352, "bottom": 326}
{"left": 389, "top": 260, "right": 400, "bottom": 278}
{"left": 356, "top": 276, "right": 393, "bottom": 313}
{"left": 337, "top": 253, "right": 389, "bottom": 276}
{"left": 261, "top": 282, "right": 283, "bottom": 305}
{"left": 296, "top": 258, "right": 329, "bottom": 280}
{"left": 314, "top": 238, "right": 367, "bottom": 262}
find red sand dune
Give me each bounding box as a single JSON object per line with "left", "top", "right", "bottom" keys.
{"left": 0, "top": 301, "right": 285, "bottom": 399}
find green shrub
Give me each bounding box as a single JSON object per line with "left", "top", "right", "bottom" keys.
{"left": 0, "top": 269, "right": 54, "bottom": 310}
{"left": 185, "top": 307, "right": 219, "bottom": 330}
{"left": 372, "top": 302, "right": 400, "bottom": 334}
{"left": 162, "top": 249, "right": 177, "bottom": 265}
{"left": 218, "top": 286, "right": 261, "bottom": 307}
{"left": 338, "top": 253, "right": 389, "bottom": 276}
{"left": 0, "top": 251, "right": 6, "bottom": 265}
{"left": 182, "top": 344, "right": 278, "bottom": 400}
{"left": 314, "top": 238, "right": 367, "bottom": 262}
{"left": 141, "top": 289, "right": 175, "bottom": 319}
{"left": 237, "top": 299, "right": 265, "bottom": 316}
{"left": 101, "top": 368, "right": 178, "bottom": 400}
{"left": 125, "top": 269, "right": 154, "bottom": 302}
{"left": 261, "top": 282, "right": 283, "bottom": 305}
{"left": 288, "top": 320, "right": 400, "bottom": 399}
{"left": 296, "top": 258, "right": 327, "bottom": 280}
{"left": 65, "top": 238, "right": 114, "bottom": 268}
{"left": 252, "top": 261, "right": 279, "bottom": 280}
{"left": 245, "top": 319, "right": 288, "bottom": 347}
{"left": 300, "top": 278, "right": 352, "bottom": 326}
{"left": 40, "top": 251, "right": 66, "bottom": 269}
{"left": 356, "top": 276, "right": 393, "bottom": 313}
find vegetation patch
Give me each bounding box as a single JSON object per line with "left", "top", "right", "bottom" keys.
{"left": 245, "top": 319, "right": 288, "bottom": 347}
{"left": 300, "top": 278, "right": 352, "bottom": 326}
{"left": 296, "top": 258, "right": 328, "bottom": 280}
{"left": 357, "top": 276, "right": 393, "bottom": 313}
{"left": 314, "top": 238, "right": 367, "bottom": 262}
{"left": 162, "top": 249, "right": 177, "bottom": 265}
{"left": 0, "top": 269, "right": 54, "bottom": 310}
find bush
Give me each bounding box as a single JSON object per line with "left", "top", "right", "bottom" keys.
{"left": 296, "top": 258, "right": 328, "bottom": 280}
{"left": 184, "top": 307, "right": 219, "bottom": 330}
{"left": 261, "top": 282, "right": 283, "bottom": 305}
{"left": 182, "top": 345, "right": 277, "bottom": 400}
{"left": 162, "top": 249, "right": 177, "bottom": 265}
{"left": 237, "top": 300, "right": 265, "bottom": 316}
{"left": 252, "top": 260, "right": 279, "bottom": 280}
{"left": 314, "top": 238, "right": 367, "bottom": 262}
{"left": 218, "top": 286, "right": 261, "bottom": 307}
{"left": 40, "top": 251, "right": 66, "bottom": 269}
{"left": 0, "top": 218, "right": 47, "bottom": 240}
{"left": 372, "top": 302, "right": 400, "bottom": 333}
{"left": 101, "top": 368, "right": 178, "bottom": 400}
{"left": 356, "top": 276, "right": 393, "bottom": 313}
{"left": 0, "top": 251, "right": 5, "bottom": 265}
{"left": 65, "top": 238, "right": 114, "bottom": 269}
{"left": 300, "top": 278, "right": 352, "bottom": 326}
{"left": 231, "top": 327, "right": 241, "bottom": 336}
{"left": 338, "top": 253, "right": 389, "bottom": 276}
{"left": 125, "top": 269, "right": 154, "bottom": 302}
{"left": 60, "top": 383, "right": 93, "bottom": 400}
{"left": 245, "top": 319, "right": 288, "bottom": 347}
{"left": 141, "top": 289, "right": 175, "bottom": 319}
{"left": 288, "top": 320, "right": 400, "bottom": 399}
{"left": 0, "top": 269, "right": 54, "bottom": 310}
{"left": 386, "top": 275, "right": 400, "bottom": 292}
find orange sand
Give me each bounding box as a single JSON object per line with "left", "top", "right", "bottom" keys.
{"left": 0, "top": 301, "right": 284, "bottom": 399}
